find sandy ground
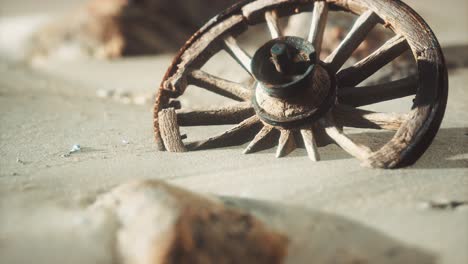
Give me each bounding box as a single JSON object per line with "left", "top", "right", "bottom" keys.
{"left": 0, "top": 0, "right": 467, "bottom": 263}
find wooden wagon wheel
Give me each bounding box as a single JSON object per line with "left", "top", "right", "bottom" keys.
{"left": 153, "top": 0, "right": 448, "bottom": 169}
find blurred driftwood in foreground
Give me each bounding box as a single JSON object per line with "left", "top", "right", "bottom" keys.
{"left": 87, "top": 179, "right": 434, "bottom": 264}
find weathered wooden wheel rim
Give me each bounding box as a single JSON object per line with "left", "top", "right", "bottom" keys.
{"left": 153, "top": 0, "right": 448, "bottom": 169}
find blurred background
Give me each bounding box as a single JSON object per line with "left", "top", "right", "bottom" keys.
{"left": 1, "top": 0, "right": 447, "bottom": 105}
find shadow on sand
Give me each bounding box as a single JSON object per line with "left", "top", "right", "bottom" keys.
{"left": 235, "top": 127, "right": 468, "bottom": 169}
{"left": 443, "top": 44, "right": 468, "bottom": 71}
{"left": 347, "top": 127, "right": 468, "bottom": 169}
{"left": 221, "top": 196, "right": 436, "bottom": 264}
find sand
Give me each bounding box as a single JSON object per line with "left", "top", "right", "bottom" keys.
{"left": 0, "top": 0, "right": 467, "bottom": 263}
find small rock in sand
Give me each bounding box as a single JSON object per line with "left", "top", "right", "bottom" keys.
{"left": 70, "top": 144, "right": 81, "bottom": 153}
{"left": 62, "top": 144, "right": 82, "bottom": 158}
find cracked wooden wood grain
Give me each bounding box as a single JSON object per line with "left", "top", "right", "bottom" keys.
{"left": 337, "top": 34, "right": 410, "bottom": 87}
{"left": 308, "top": 1, "right": 329, "bottom": 56}
{"left": 153, "top": 0, "right": 448, "bottom": 168}
{"left": 187, "top": 116, "right": 262, "bottom": 150}
{"left": 324, "top": 10, "right": 381, "bottom": 73}
{"left": 244, "top": 125, "right": 276, "bottom": 154}
{"left": 188, "top": 70, "right": 252, "bottom": 101}
{"left": 159, "top": 108, "right": 186, "bottom": 152}
{"left": 301, "top": 128, "right": 321, "bottom": 161}
{"left": 177, "top": 102, "right": 255, "bottom": 126}
{"left": 338, "top": 75, "right": 418, "bottom": 107}
{"left": 321, "top": 114, "right": 372, "bottom": 161}
{"left": 276, "top": 130, "right": 297, "bottom": 158}
{"left": 224, "top": 36, "right": 253, "bottom": 74}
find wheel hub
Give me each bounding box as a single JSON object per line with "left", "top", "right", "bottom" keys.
{"left": 251, "top": 36, "right": 336, "bottom": 128}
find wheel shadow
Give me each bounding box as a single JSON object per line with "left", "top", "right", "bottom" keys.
{"left": 190, "top": 127, "right": 467, "bottom": 169}
{"left": 443, "top": 44, "right": 468, "bottom": 71}
{"left": 258, "top": 127, "right": 468, "bottom": 169}
{"left": 349, "top": 127, "right": 468, "bottom": 169}
{"left": 221, "top": 196, "right": 436, "bottom": 264}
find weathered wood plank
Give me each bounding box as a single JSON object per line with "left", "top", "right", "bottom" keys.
{"left": 338, "top": 75, "right": 418, "bottom": 107}
{"left": 244, "top": 125, "right": 276, "bottom": 154}
{"left": 188, "top": 70, "right": 252, "bottom": 101}
{"left": 300, "top": 128, "right": 321, "bottom": 161}
{"left": 320, "top": 115, "right": 372, "bottom": 161}
{"left": 187, "top": 116, "right": 261, "bottom": 150}
{"left": 177, "top": 103, "right": 255, "bottom": 126}
{"left": 308, "top": 1, "right": 328, "bottom": 56}
{"left": 276, "top": 130, "right": 297, "bottom": 158}
{"left": 324, "top": 10, "right": 380, "bottom": 73}
{"left": 164, "top": 15, "right": 246, "bottom": 94}
{"left": 224, "top": 36, "right": 253, "bottom": 74}
{"left": 159, "top": 108, "right": 187, "bottom": 152}
{"left": 337, "top": 34, "right": 409, "bottom": 87}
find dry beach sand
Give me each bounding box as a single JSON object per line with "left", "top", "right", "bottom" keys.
{"left": 0, "top": 0, "right": 467, "bottom": 263}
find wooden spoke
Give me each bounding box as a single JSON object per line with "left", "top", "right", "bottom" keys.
{"left": 320, "top": 115, "right": 372, "bottom": 161}
{"left": 308, "top": 1, "right": 328, "bottom": 56}
{"left": 334, "top": 104, "right": 408, "bottom": 131}
{"left": 265, "top": 10, "right": 281, "bottom": 39}
{"left": 337, "top": 35, "right": 410, "bottom": 87}
{"left": 276, "top": 130, "right": 297, "bottom": 158}
{"left": 177, "top": 102, "right": 255, "bottom": 126}
{"left": 154, "top": 0, "right": 449, "bottom": 169}
{"left": 187, "top": 116, "right": 261, "bottom": 150}
{"left": 243, "top": 125, "right": 275, "bottom": 154}
{"left": 324, "top": 10, "right": 380, "bottom": 73}
{"left": 158, "top": 108, "right": 186, "bottom": 152}
{"left": 338, "top": 75, "right": 418, "bottom": 107}
{"left": 300, "top": 128, "right": 321, "bottom": 161}
{"left": 223, "top": 36, "right": 253, "bottom": 74}
{"left": 188, "top": 70, "right": 252, "bottom": 101}
{"left": 167, "top": 99, "right": 182, "bottom": 109}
